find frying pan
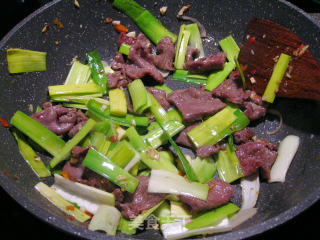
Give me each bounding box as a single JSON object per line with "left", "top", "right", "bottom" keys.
{"left": 0, "top": 0, "right": 319, "bottom": 239}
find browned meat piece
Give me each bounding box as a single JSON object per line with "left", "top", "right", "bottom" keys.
{"left": 175, "top": 122, "right": 200, "bottom": 148}
{"left": 68, "top": 110, "right": 88, "bottom": 137}
{"left": 167, "top": 88, "right": 226, "bottom": 122}
{"left": 179, "top": 179, "right": 234, "bottom": 214}
{"left": 120, "top": 176, "right": 166, "bottom": 219}
{"left": 236, "top": 139, "right": 278, "bottom": 179}
{"left": 196, "top": 143, "right": 226, "bottom": 158}
{"left": 108, "top": 52, "right": 131, "bottom": 88}
{"left": 233, "top": 127, "right": 255, "bottom": 144}
{"left": 146, "top": 87, "right": 171, "bottom": 110}
{"left": 154, "top": 36, "right": 175, "bottom": 71}
{"left": 31, "top": 102, "right": 76, "bottom": 135}
{"left": 243, "top": 102, "right": 266, "bottom": 120}
{"left": 118, "top": 32, "right": 136, "bottom": 48}
{"left": 184, "top": 47, "right": 226, "bottom": 74}
{"left": 111, "top": 52, "right": 125, "bottom": 71}
{"left": 126, "top": 33, "right": 163, "bottom": 83}
{"left": 80, "top": 168, "right": 118, "bottom": 192}
{"left": 239, "top": 18, "right": 320, "bottom": 101}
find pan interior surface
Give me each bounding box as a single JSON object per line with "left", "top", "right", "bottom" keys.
{"left": 0, "top": 0, "right": 319, "bottom": 239}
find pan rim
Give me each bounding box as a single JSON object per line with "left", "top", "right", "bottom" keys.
{"left": 0, "top": 0, "right": 319, "bottom": 239}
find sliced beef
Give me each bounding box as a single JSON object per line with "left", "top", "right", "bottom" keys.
{"left": 118, "top": 32, "right": 136, "bottom": 48}
{"left": 236, "top": 139, "right": 278, "bottom": 179}
{"left": 233, "top": 127, "right": 255, "bottom": 144}
{"left": 120, "top": 176, "right": 166, "bottom": 219}
{"left": 146, "top": 87, "right": 171, "bottom": 110}
{"left": 81, "top": 168, "right": 118, "bottom": 192}
{"left": 179, "top": 179, "right": 234, "bottom": 214}
{"left": 167, "top": 88, "right": 226, "bottom": 122}
{"left": 108, "top": 52, "right": 131, "bottom": 88}
{"left": 243, "top": 101, "right": 266, "bottom": 120}
{"left": 68, "top": 110, "right": 88, "bottom": 137}
{"left": 184, "top": 47, "right": 226, "bottom": 74}
{"left": 113, "top": 188, "right": 125, "bottom": 208}
{"left": 31, "top": 102, "right": 77, "bottom": 135}
{"left": 154, "top": 36, "right": 175, "bottom": 71}
{"left": 111, "top": 52, "right": 125, "bottom": 71}
{"left": 196, "top": 143, "right": 226, "bottom": 158}
{"left": 127, "top": 33, "right": 163, "bottom": 83}
{"left": 175, "top": 122, "right": 200, "bottom": 148}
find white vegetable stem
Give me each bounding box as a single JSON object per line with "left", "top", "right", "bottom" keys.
{"left": 52, "top": 174, "right": 115, "bottom": 214}
{"left": 161, "top": 208, "right": 257, "bottom": 240}
{"left": 269, "top": 135, "right": 300, "bottom": 183}
{"left": 148, "top": 170, "right": 209, "bottom": 201}
{"left": 88, "top": 205, "right": 121, "bottom": 236}
{"left": 241, "top": 172, "right": 260, "bottom": 210}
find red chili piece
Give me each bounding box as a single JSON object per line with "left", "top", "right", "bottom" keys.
{"left": 249, "top": 36, "right": 255, "bottom": 44}
{"left": 0, "top": 118, "right": 9, "bottom": 127}
{"left": 109, "top": 136, "right": 117, "bottom": 142}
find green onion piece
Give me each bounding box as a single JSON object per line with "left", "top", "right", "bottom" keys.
{"left": 148, "top": 92, "right": 170, "bottom": 124}
{"left": 185, "top": 203, "right": 239, "bottom": 230}
{"left": 107, "top": 140, "right": 136, "bottom": 168}
{"left": 118, "top": 217, "right": 137, "bottom": 234}
{"left": 35, "top": 106, "right": 42, "bottom": 113}
{"left": 126, "top": 126, "right": 148, "bottom": 152}
{"left": 48, "top": 83, "right": 103, "bottom": 99}
{"left": 88, "top": 205, "right": 121, "bottom": 235}
{"left": 184, "top": 23, "right": 204, "bottom": 58}
{"left": 86, "top": 50, "right": 108, "bottom": 95}
{"left": 159, "top": 151, "right": 174, "bottom": 164}
{"left": 167, "top": 107, "right": 183, "bottom": 123}
{"left": 10, "top": 111, "right": 65, "bottom": 156}
{"left": 154, "top": 84, "right": 173, "bottom": 96}
{"left": 170, "top": 201, "right": 192, "bottom": 219}
{"left": 119, "top": 43, "right": 131, "bottom": 56}
{"left": 262, "top": 53, "right": 291, "bottom": 103}
{"left": 84, "top": 131, "right": 111, "bottom": 155}
{"left": 235, "top": 57, "right": 246, "bottom": 90}
{"left": 187, "top": 106, "right": 249, "bottom": 147}
{"left": 158, "top": 122, "right": 197, "bottom": 181}
{"left": 7, "top": 48, "right": 46, "bottom": 73}
{"left": 219, "top": 35, "right": 240, "bottom": 64}
{"left": 174, "top": 26, "right": 191, "bottom": 70}
{"left": 185, "top": 155, "right": 217, "bottom": 184}
{"left": 205, "top": 62, "right": 235, "bottom": 91}
{"left": 217, "top": 141, "right": 244, "bottom": 183}
{"left": 172, "top": 70, "right": 207, "bottom": 85}
{"left": 87, "top": 99, "right": 148, "bottom": 127}
{"left": 62, "top": 103, "right": 87, "bottom": 110}
{"left": 12, "top": 130, "right": 51, "bottom": 177}
{"left": 109, "top": 88, "right": 127, "bottom": 117}
{"left": 128, "top": 79, "right": 151, "bottom": 114}
{"left": 143, "top": 120, "right": 185, "bottom": 149}
{"left": 113, "top": 0, "right": 176, "bottom": 44}
{"left": 154, "top": 200, "right": 171, "bottom": 218}
{"left": 64, "top": 61, "right": 91, "bottom": 85}
{"left": 83, "top": 148, "right": 139, "bottom": 193}
{"left": 35, "top": 182, "right": 90, "bottom": 223}
{"left": 49, "top": 119, "right": 96, "bottom": 168}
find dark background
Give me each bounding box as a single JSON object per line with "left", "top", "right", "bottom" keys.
{"left": 0, "top": 0, "right": 319, "bottom": 239}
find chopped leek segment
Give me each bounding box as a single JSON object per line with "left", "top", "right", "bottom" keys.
{"left": 107, "top": 140, "right": 137, "bottom": 168}
{"left": 86, "top": 50, "right": 108, "bottom": 95}
{"left": 87, "top": 99, "right": 148, "bottom": 127}
{"left": 187, "top": 105, "right": 249, "bottom": 148}
{"left": 53, "top": 174, "right": 115, "bottom": 214}
{"left": 154, "top": 84, "right": 173, "bottom": 95}
{"left": 241, "top": 172, "right": 260, "bottom": 209}
{"left": 128, "top": 79, "right": 151, "bottom": 114}
{"left": 113, "top": 0, "right": 176, "bottom": 44}
{"left": 205, "top": 62, "right": 235, "bottom": 91}
{"left": 167, "top": 108, "right": 183, "bottom": 123}
{"left": 48, "top": 83, "right": 103, "bottom": 99}
{"left": 10, "top": 110, "right": 65, "bottom": 157}
{"left": 12, "top": 130, "right": 51, "bottom": 177}
{"left": 82, "top": 148, "right": 139, "bottom": 193}
{"left": 185, "top": 203, "right": 239, "bottom": 230}
{"left": 184, "top": 23, "right": 204, "bottom": 58}
{"left": 143, "top": 120, "right": 185, "bottom": 149}
{"left": 216, "top": 141, "right": 244, "bottom": 183}
{"left": 89, "top": 205, "right": 121, "bottom": 235}
{"left": 119, "top": 43, "right": 131, "bottom": 55}
{"left": 185, "top": 155, "right": 217, "bottom": 183}
{"left": 262, "top": 53, "right": 291, "bottom": 103}
{"left": 170, "top": 201, "right": 192, "bottom": 219}
{"left": 62, "top": 103, "right": 88, "bottom": 110}
{"left": 148, "top": 170, "right": 209, "bottom": 201}
{"left": 7, "top": 48, "right": 46, "bottom": 73}
{"left": 64, "top": 60, "right": 91, "bottom": 85}
{"left": 172, "top": 70, "right": 207, "bottom": 85}
{"left": 148, "top": 92, "right": 169, "bottom": 124}
{"left": 109, "top": 88, "right": 127, "bottom": 116}
{"left": 219, "top": 35, "right": 240, "bottom": 64}
{"left": 35, "top": 182, "right": 90, "bottom": 223}
{"left": 174, "top": 25, "right": 190, "bottom": 70}
{"left": 49, "top": 119, "right": 96, "bottom": 168}
{"left": 235, "top": 57, "right": 246, "bottom": 89}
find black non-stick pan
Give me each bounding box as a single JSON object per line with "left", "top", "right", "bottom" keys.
{"left": 0, "top": 0, "right": 319, "bottom": 239}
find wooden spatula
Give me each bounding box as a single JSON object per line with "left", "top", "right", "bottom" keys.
{"left": 238, "top": 18, "right": 320, "bottom": 101}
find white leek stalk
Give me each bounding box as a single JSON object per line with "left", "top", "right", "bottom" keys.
{"left": 241, "top": 172, "right": 260, "bottom": 209}
{"left": 52, "top": 174, "right": 115, "bottom": 214}
{"left": 88, "top": 205, "right": 121, "bottom": 235}
{"left": 269, "top": 135, "right": 300, "bottom": 183}
{"left": 148, "top": 170, "right": 209, "bottom": 201}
